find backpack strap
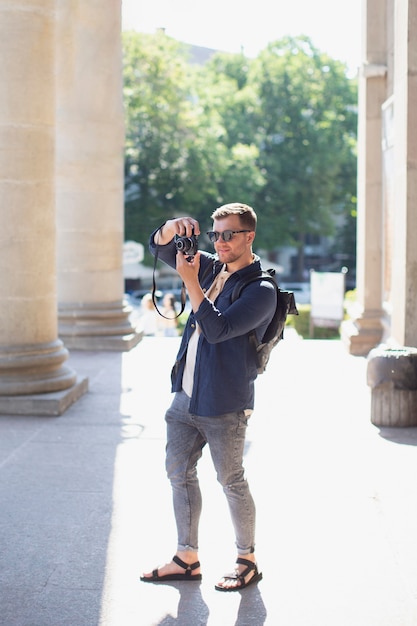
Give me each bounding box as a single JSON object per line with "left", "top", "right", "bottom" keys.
{"left": 151, "top": 223, "right": 187, "bottom": 319}
{"left": 199, "top": 259, "right": 220, "bottom": 288}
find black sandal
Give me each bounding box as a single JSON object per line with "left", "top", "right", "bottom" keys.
{"left": 215, "top": 557, "right": 263, "bottom": 592}
{"left": 140, "top": 554, "right": 202, "bottom": 582}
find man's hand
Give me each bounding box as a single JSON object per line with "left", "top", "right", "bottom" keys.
{"left": 155, "top": 217, "right": 200, "bottom": 245}
{"left": 176, "top": 251, "right": 204, "bottom": 313}
{"left": 176, "top": 250, "right": 200, "bottom": 283}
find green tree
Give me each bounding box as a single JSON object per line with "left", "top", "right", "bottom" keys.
{"left": 249, "top": 36, "right": 357, "bottom": 278}
{"left": 192, "top": 52, "right": 265, "bottom": 214}
{"left": 122, "top": 32, "right": 357, "bottom": 277}
{"left": 198, "top": 52, "right": 257, "bottom": 148}
{"left": 123, "top": 31, "right": 211, "bottom": 245}
{"left": 123, "top": 34, "right": 265, "bottom": 250}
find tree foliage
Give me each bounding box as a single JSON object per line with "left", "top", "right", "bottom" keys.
{"left": 123, "top": 31, "right": 357, "bottom": 277}
{"left": 123, "top": 31, "right": 196, "bottom": 240}
{"left": 249, "top": 37, "right": 357, "bottom": 275}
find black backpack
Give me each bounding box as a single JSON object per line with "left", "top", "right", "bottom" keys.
{"left": 231, "top": 269, "right": 299, "bottom": 374}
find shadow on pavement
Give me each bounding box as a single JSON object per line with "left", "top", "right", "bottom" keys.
{"left": 0, "top": 352, "right": 124, "bottom": 626}
{"left": 377, "top": 426, "right": 417, "bottom": 446}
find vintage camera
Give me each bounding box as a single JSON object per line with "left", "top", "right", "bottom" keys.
{"left": 175, "top": 229, "right": 198, "bottom": 256}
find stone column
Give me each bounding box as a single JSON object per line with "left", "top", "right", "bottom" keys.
{"left": 0, "top": 0, "right": 87, "bottom": 415}
{"left": 341, "top": 0, "right": 386, "bottom": 355}
{"left": 388, "top": 0, "right": 417, "bottom": 347}
{"left": 367, "top": 347, "right": 417, "bottom": 427}
{"left": 55, "top": 0, "right": 141, "bottom": 350}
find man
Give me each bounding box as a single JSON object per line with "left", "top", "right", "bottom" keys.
{"left": 140, "top": 203, "right": 276, "bottom": 591}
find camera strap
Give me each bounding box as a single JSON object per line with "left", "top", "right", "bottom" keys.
{"left": 151, "top": 233, "right": 187, "bottom": 320}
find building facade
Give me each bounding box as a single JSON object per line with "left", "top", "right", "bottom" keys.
{"left": 342, "top": 0, "right": 417, "bottom": 356}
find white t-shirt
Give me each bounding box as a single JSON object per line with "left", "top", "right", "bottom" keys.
{"left": 182, "top": 265, "right": 230, "bottom": 397}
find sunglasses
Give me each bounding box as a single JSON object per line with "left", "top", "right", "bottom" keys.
{"left": 206, "top": 230, "right": 252, "bottom": 243}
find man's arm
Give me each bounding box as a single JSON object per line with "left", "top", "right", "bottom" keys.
{"left": 196, "top": 280, "right": 277, "bottom": 343}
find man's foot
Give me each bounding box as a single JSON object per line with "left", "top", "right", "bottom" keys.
{"left": 215, "top": 556, "right": 262, "bottom": 591}
{"left": 140, "top": 552, "right": 202, "bottom": 582}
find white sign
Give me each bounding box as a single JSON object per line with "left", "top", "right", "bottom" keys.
{"left": 310, "top": 271, "right": 345, "bottom": 322}
{"left": 123, "top": 240, "right": 144, "bottom": 264}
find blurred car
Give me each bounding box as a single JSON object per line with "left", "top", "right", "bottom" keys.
{"left": 127, "top": 289, "right": 163, "bottom": 305}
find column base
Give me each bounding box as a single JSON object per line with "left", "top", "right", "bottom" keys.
{"left": 0, "top": 375, "right": 88, "bottom": 416}
{"left": 58, "top": 300, "right": 143, "bottom": 351}
{"left": 61, "top": 331, "right": 143, "bottom": 351}
{"left": 340, "top": 310, "right": 384, "bottom": 356}
{"left": 0, "top": 339, "right": 78, "bottom": 395}
{"left": 340, "top": 320, "right": 383, "bottom": 356}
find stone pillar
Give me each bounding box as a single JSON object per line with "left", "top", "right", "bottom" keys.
{"left": 55, "top": 0, "right": 141, "bottom": 351}
{"left": 367, "top": 347, "right": 417, "bottom": 427}
{"left": 0, "top": 1, "right": 87, "bottom": 415}
{"left": 341, "top": 0, "right": 387, "bottom": 355}
{"left": 388, "top": 0, "right": 417, "bottom": 347}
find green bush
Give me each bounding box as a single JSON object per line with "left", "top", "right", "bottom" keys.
{"left": 288, "top": 290, "right": 359, "bottom": 339}
{"left": 288, "top": 304, "right": 340, "bottom": 339}
{"left": 177, "top": 311, "right": 189, "bottom": 335}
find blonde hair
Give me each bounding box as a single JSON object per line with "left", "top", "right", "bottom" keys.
{"left": 211, "top": 202, "right": 257, "bottom": 231}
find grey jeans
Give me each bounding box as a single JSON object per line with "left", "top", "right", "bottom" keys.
{"left": 165, "top": 390, "right": 256, "bottom": 555}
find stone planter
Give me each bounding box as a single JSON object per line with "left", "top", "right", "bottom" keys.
{"left": 367, "top": 347, "right": 417, "bottom": 427}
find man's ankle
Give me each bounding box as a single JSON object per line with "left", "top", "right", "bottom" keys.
{"left": 176, "top": 550, "right": 199, "bottom": 563}
{"left": 237, "top": 553, "right": 256, "bottom": 563}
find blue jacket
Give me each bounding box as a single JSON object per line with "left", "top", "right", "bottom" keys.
{"left": 149, "top": 231, "right": 277, "bottom": 417}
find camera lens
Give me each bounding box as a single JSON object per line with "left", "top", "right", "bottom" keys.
{"left": 176, "top": 238, "right": 188, "bottom": 251}
{"left": 175, "top": 234, "right": 197, "bottom": 255}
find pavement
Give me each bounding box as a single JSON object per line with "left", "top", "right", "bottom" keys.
{"left": 1, "top": 330, "right": 417, "bottom": 626}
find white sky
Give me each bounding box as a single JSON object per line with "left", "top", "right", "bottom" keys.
{"left": 121, "top": 0, "right": 363, "bottom": 75}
